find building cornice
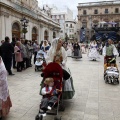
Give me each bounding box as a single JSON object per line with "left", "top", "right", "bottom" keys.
{"left": 0, "top": 0, "right": 60, "bottom": 29}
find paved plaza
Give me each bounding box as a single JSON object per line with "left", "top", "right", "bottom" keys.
{"left": 4, "top": 54, "right": 120, "bottom": 120}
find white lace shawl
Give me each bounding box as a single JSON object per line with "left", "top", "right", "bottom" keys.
{"left": 46, "top": 38, "right": 67, "bottom": 66}
{"left": 0, "top": 57, "right": 9, "bottom": 102}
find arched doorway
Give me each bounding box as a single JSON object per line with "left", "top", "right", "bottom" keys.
{"left": 44, "top": 30, "right": 49, "bottom": 40}
{"left": 32, "top": 27, "right": 38, "bottom": 41}
{"left": 12, "top": 22, "right": 20, "bottom": 39}
{"left": 53, "top": 32, "right": 56, "bottom": 38}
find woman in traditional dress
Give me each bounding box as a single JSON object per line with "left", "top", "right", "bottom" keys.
{"left": 72, "top": 42, "right": 82, "bottom": 59}
{"left": 88, "top": 40, "right": 100, "bottom": 61}
{"left": 46, "top": 38, "right": 75, "bottom": 99}
{"left": 41, "top": 40, "right": 50, "bottom": 53}
{"left": 0, "top": 56, "right": 12, "bottom": 120}
{"left": 66, "top": 42, "right": 73, "bottom": 57}
{"left": 81, "top": 42, "right": 86, "bottom": 54}
{"left": 14, "top": 41, "right": 23, "bottom": 72}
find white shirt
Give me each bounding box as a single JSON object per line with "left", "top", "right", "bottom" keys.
{"left": 41, "top": 86, "right": 52, "bottom": 95}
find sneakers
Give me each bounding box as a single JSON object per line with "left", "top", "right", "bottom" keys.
{"left": 47, "top": 106, "right": 52, "bottom": 110}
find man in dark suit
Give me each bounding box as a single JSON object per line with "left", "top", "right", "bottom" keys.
{"left": 1, "top": 36, "right": 15, "bottom": 75}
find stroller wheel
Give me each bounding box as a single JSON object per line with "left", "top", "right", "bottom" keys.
{"left": 104, "top": 77, "right": 108, "bottom": 84}
{"left": 113, "top": 79, "right": 118, "bottom": 85}
{"left": 39, "top": 115, "right": 43, "bottom": 120}
{"left": 35, "top": 115, "right": 39, "bottom": 120}
{"left": 118, "top": 80, "right": 119, "bottom": 84}
{"left": 54, "top": 116, "right": 62, "bottom": 120}
{"left": 59, "top": 104, "right": 65, "bottom": 111}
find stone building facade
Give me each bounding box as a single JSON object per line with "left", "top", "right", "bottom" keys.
{"left": 51, "top": 6, "right": 73, "bottom": 39}
{"left": 0, "top": 0, "right": 60, "bottom": 43}
{"left": 77, "top": 0, "right": 120, "bottom": 40}
{"left": 65, "top": 20, "right": 78, "bottom": 40}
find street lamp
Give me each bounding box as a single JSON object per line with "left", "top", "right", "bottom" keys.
{"left": 20, "top": 17, "right": 29, "bottom": 39}
{"left": 89, "top": 15, "right": 92, "bottom": 40}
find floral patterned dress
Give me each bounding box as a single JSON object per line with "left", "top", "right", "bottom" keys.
{"left": 0, "top": 57, "right": 12, "bottom": 117}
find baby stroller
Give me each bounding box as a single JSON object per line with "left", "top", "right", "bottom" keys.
{"left": 35, "top": 50, "right": 46, "bottom": 71}
{"left": 104, "top": 58, "right": 119, "bottom": 85}
{"left": 35, "top": 63, "right": 65, "bottom": 120}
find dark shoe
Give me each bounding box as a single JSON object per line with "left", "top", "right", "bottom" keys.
{"left": 0, "top": 117, "right": 2, "bottom": 120}
{"left": 9, "top": 73, "right": 15, "bottom": 75}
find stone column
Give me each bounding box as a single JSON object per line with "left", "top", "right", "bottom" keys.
{"left": 1, "top": 15, "right": 5, "bottom": 40}
{"left": 39, "top": 24, "right": 43, "bottom": 43}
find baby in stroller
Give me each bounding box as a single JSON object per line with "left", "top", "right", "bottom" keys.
{"left": 41, "top": 78, "right": 62, "bottom": 112}
{"left": 35, "top": 63, "right": 63, "bottom": 120}
{"left": 35, "top": 50, "right": 46, "bottom": 71}
{"left": 104, "top": 58, "right": 119, "bottom": 84}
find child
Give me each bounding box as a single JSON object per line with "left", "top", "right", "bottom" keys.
{"left": 104, "top": 58, "right": 118, "bottom": 72}
{"left": 41, "top": 78, "right": 61, "bottom": 113}
{"left": 104, "top": 58, "right": 119, "bottom": 83}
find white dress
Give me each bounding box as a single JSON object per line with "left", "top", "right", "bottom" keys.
{"left": 66, "top": 44, "right": 73, "bottom": 57}
{"left": 81, "top": 43, "right": 86, "bottom": 53}
{"left": 88, "top": 44, "right": 100, "bottom": 60}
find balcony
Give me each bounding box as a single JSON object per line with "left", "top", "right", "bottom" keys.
{"left": 93, "top": 27, "right": 120, "bottom": 33}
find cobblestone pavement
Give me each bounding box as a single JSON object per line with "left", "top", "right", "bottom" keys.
{"left": 4, "top": 54, "right": 120, "bottom": 120}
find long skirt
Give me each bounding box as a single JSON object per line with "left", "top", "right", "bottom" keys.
{"left": 62, "top": 68, "right": 75, "bottom": 99}
{"left": 88, "top": 48, "right": 100, "bottom": 60}
{"left": 72, "top": 49, "right": 82, "bottom": 59}
{"left": 0, "top": 96, "right": 12, "bottom": 117}
{"left": 67, "top": 48, "right": 72, "bottom": 57}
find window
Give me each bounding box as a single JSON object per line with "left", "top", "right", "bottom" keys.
{"left": 83, "top": 10, "right": 87, "bottom": 15}
{"left": 82, "top": 22, "right": 87, "bottom": 28}
{"left": 66, "top": 29, "right": 69, "bottom": 32}
{"left": 60, "top": 30, "right": 63, "bottom": 33}
{"left": 105, "top": 9, "right": 109, "bottom": 14}
{"left": 66, "top": 24, "right": 68, "bottom": 27}
{"left": 115, "top": 8, "right": 119, "bottom": 13}
{"left": 70, "top": 24, "right": 72, "bottom": 28}
{"left": 94, "top": 9, "right": 98, "bottom": 14}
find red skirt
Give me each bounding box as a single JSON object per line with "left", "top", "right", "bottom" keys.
{"left": 0, "top": 96, "right": 12, "bottom": 117}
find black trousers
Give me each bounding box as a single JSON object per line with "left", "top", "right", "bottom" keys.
{"left": 34, "top": 52, "right": 37, "bottom": 64}
{"left": 22, "top": 58, "right": 29, "bottom": 69}
{"left": 13, "top": 54, "right": 16, "bottom": 68}
{"left": 2, "top": 57, "right": 12, "bottom": 74}
{"left": 17, "top": 62, "right": 22, "bottom": 71}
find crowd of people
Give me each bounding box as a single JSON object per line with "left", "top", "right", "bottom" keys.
{"left": 0, "top": 35, "right": 120, "bottom": 119}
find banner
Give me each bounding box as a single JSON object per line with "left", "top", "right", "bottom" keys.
{"left": 80, "top": 28, "right": 86, "bottom": 42}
